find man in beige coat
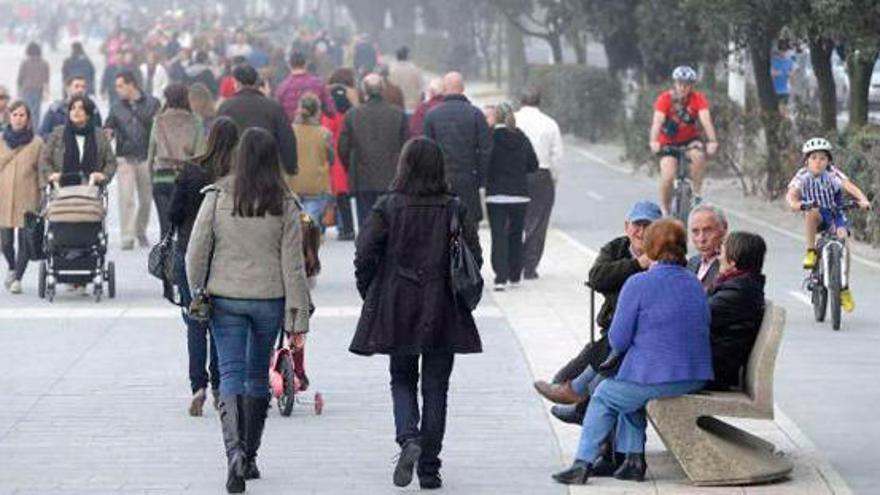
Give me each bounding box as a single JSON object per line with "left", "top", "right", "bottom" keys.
{"left": 388, "top": 46, "right": 424, "bottom": 114}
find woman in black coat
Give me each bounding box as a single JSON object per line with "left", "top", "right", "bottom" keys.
{"left": 483, "top": 102, "right": 538, "bottom": 291}
{"left": 350, "top": 137, "right": 483, "bottom": 490}
{"left": 167, "top": 117, "right": 239, "bottom": 416}
{"left": 706, "top": 231, "right": 767, "bottom": 390}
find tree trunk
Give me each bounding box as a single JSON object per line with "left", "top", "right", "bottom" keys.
{"left": 507, "top": 18, "right": 527, "bottom": 96}
{"left": 750, "top": 41, "right": 785, "bottom": 199}
{"left": 846, "top": 49, "right": 879, "bottom": 130}
{"left": 548, "top": 34, "right": 564, "bottom": 64}
{"left": 809, "top": 37, "right": 837, "bottom": 132}
{"left": 567, "top": 31, "right": 586, "bottom": 65}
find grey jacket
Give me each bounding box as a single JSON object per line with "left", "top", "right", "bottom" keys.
{"left": 185, "top": 178, "right": 311, "bottom": 333}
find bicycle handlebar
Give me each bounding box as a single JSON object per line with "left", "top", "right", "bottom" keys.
{"left": 800, "top": 200, "right": 865, "bottom": 212}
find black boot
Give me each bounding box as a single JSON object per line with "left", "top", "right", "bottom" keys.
{"left": 552, "top": 460, "right": 592, "bottom": 485}
{"left": 613, "top": 453, "right": 647, "bottom": 482}
{"left": 219, "top": 396, "right": 246, "bottom": 493}
{"left": 550, "top": 401, "right": 587, "bottom": 425}
{"left": 592, "top": 451, "right": 625, "bottom": 476}
{"left": 243, "top": 396, "right": 270, "bottom": 480}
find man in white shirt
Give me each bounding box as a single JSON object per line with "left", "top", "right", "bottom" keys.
{"left": 515, "top": 88, "right": 564, "bottom": 279}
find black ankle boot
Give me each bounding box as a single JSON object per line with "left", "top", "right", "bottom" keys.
{"left": 419, "top": 472, "right": 443, "bottom": 489}
{"left": 592, "top": 451, "right": 625, "bottom": 476}
{"left": 552, "top": 460, "right": 592, "bottom": 485}
{"left": 550, "top": 402, "right": 587, "bottom": 425}
{"left": 219, "top": 396, "right": 246, "bottom": 493}
{"left": 613, "top": 453, "right": 647, "bottom": 482}
{"left": 243, "top": 396, "right": 270, "bottom": 480}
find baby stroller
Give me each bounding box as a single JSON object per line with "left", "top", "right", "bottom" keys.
{"left": 37, "top": 173, "right": 116, "bottom": 302}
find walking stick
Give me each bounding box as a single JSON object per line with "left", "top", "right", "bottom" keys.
{"left": 585, "top": 281, "right": 596, "bottom": 345}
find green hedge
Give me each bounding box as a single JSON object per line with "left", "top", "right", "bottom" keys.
{"left": 524, "top": 65, "right": 622, "bottom": 141}
{"left": 835, "top": 126, "right": 880, "bottom": 246}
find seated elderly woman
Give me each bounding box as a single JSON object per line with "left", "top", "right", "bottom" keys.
{"left": 706, "top": 231, "right": 767, "bottom": 390}
{"left": 553, "top": 218, "right": 713, "bottom": 485}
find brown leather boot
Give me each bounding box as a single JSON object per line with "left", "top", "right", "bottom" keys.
{"left": 533, "top": 380, "right": 582, "bottom": 404}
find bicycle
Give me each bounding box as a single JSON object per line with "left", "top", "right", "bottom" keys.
{"left": 802, "top": 201, "right": 859, "bottom": 331}
{"left": 661, "top": 145, "right": 695, "bottom": 224}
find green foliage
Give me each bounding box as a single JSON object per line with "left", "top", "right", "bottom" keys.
{"left": 834, "top": 126, "right": 880, "bottom": 246}
{"left": 524, "top": 64, "right": 622, "bottom": 141}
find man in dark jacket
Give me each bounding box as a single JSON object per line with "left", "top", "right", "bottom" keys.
{"left": 706, "top": 231, "right": 767, "bottom": 390}
{"left": 423, "top": 72, "right": 492, "bottom": 226}
{"left": 39, "top": 75, "right": 102, "bottom": 139}
{"left": 338, "top": 73, "right": 408, "bottom": 225}
{"left": 687, "top": 204, "right": 728, "bottom": 290}
{"left": 217, "top": 64, "right": 297, "bottom": 175}
{"left": 534, "top": 201, "right": 661, "bottom": 424}
{"left": 104, "top": 70, "right": 160, "bottom": 249}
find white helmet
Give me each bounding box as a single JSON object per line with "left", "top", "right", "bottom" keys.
{"left": 672, "top": 65, "right": 698, "bottom": 82}
{"left": 802, "top": 137, "right": 832, "bottom": 157}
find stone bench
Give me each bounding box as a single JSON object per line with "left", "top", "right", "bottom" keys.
{"left": 646, "top": 300, "right": 794, "bottom": 486}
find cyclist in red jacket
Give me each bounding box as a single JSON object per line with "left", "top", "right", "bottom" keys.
{"left": 649, "top": 66, "right": 719, "bottom": 216}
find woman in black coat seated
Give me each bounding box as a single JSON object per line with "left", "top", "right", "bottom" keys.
{"left": 706, "top": 231, "right": 768, "bottom": 390}
{"left": 349, "top": 137, "right": 483, "bottom": 490}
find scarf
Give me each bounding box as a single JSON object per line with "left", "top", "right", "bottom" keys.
{"left": 62, "top": 120, "right": 98, "bottom": 179}
{"left": 2, "top": 126, "right": 34, "bottom": 149}
{"left": 714, "top": 268, "right": 751, "bottom": 287}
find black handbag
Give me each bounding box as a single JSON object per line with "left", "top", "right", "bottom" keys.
{"left": 449, "top": 198, "right": 483, "bottom": 311}
{"left": 23, "top": 211, "right": 46, "bottom": 261}
{"left": 189, "top": 191, "right": 219, "bottom": 322}
{"left": 148, "top": 228, "right": 177, "bottom": 284}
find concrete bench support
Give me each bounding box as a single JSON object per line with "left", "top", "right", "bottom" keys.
{"left": 647, "top": 301, "right": 794, "bottom": 486}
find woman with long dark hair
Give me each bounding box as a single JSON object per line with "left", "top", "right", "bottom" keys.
{"left": 186, "top": 127, "right": 311, "bottom": 494}
{"left": 39, "top": 95, "right": 115, "bottom": 187}
{"left": 349, "top": 137, "right": 483, "bottom": 490}
{"left": 168, "top": 116, "right": 240, "bottom": 417}
{"left": 148, "top": 83, "right": 206, "bottom": 238}
{"left": 0, "top": 101, "right": 44, "bottom": 294}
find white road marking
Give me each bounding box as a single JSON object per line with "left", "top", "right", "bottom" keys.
{"left": 788, "top": 290, "right": 813, "bottom": 308}
{"left": 570, "top": 142, "right": 880, "bottom": 272}
{"left": 0, "top": 305, "right": 503, "bottom": 320}
{"left": 586, "top": 191, "right": 604, "bottom": 201}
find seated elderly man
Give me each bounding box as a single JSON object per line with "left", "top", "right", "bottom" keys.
{"left": 687, "top": 204, "right": 728, "bottom": 290}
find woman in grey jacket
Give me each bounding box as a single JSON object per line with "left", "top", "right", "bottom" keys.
{"left": 186, "top": 128, "right": 311, "bottom": 494}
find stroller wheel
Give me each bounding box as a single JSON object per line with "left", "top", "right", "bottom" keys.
{"left": 93, "top": 284, "right": 102, "bottom": 303}
{"left": 314, "top": 392, "right": 324, "bottom": 415}
{"left": 46, "top": 283, "right": 55, "bottom": 303}
{"left": 106, "top": 262, "right": 116, "bottom": 299}
{"left": 277, "top": 356, "right": 296, "bottom": 417}
{"left": 38, "top": 261, "right": 47, "bottom": 299}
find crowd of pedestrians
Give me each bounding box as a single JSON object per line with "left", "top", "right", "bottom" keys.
{"left": 0, "top": 8, "right": 789, "bottom": 493}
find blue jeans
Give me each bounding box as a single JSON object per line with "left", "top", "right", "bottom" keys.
{"left": 301, "top": 194, "right": 331, "bottom": 233}
{"left": 390, "top": 353, "right": 454, "bottom": 476}
{"left": 211, "top": 297, "right": 284, "bottom": 398}
{"left": 575, "top": 378, "right": 705, "bottom": 461}
{"left": 174, "top": 249, "right": 219, "bottom": 393}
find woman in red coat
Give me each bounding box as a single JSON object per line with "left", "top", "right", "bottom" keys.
{"left": 321, "top": 81, "right": 356, "bottom": 240}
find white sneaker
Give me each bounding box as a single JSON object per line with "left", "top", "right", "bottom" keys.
{"left": 493, "top": 282, "right": 506, "bottom": 292}
{"left": 9, "top": 280, "right": 22, "bottom": 294}
{"left": 3, "top": 271, "right": 15, "bottom": 289}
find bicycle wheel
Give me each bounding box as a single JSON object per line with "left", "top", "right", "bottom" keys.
{"left": 672, "top": 182, "right": 692, "bottom": 224}
{"left": 811, "top": 277, "right": 827, "bottom": 322}
{"left": 827, "top": 244, "right": 842, "bottom": 330}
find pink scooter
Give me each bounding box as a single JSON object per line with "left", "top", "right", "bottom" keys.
{"left": 269, "top": 331, "right": 323, "bottom": 416}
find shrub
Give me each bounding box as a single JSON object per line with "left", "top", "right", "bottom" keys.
{"left": 835, "top": 126, "right": 880, "bottom": 246}
{"left": 523, "top": 64, "right": 622, "bottom": 142}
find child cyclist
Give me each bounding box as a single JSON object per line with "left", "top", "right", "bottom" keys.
{"left": 786, "top": 137, "right": 872, "bottom": 312}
